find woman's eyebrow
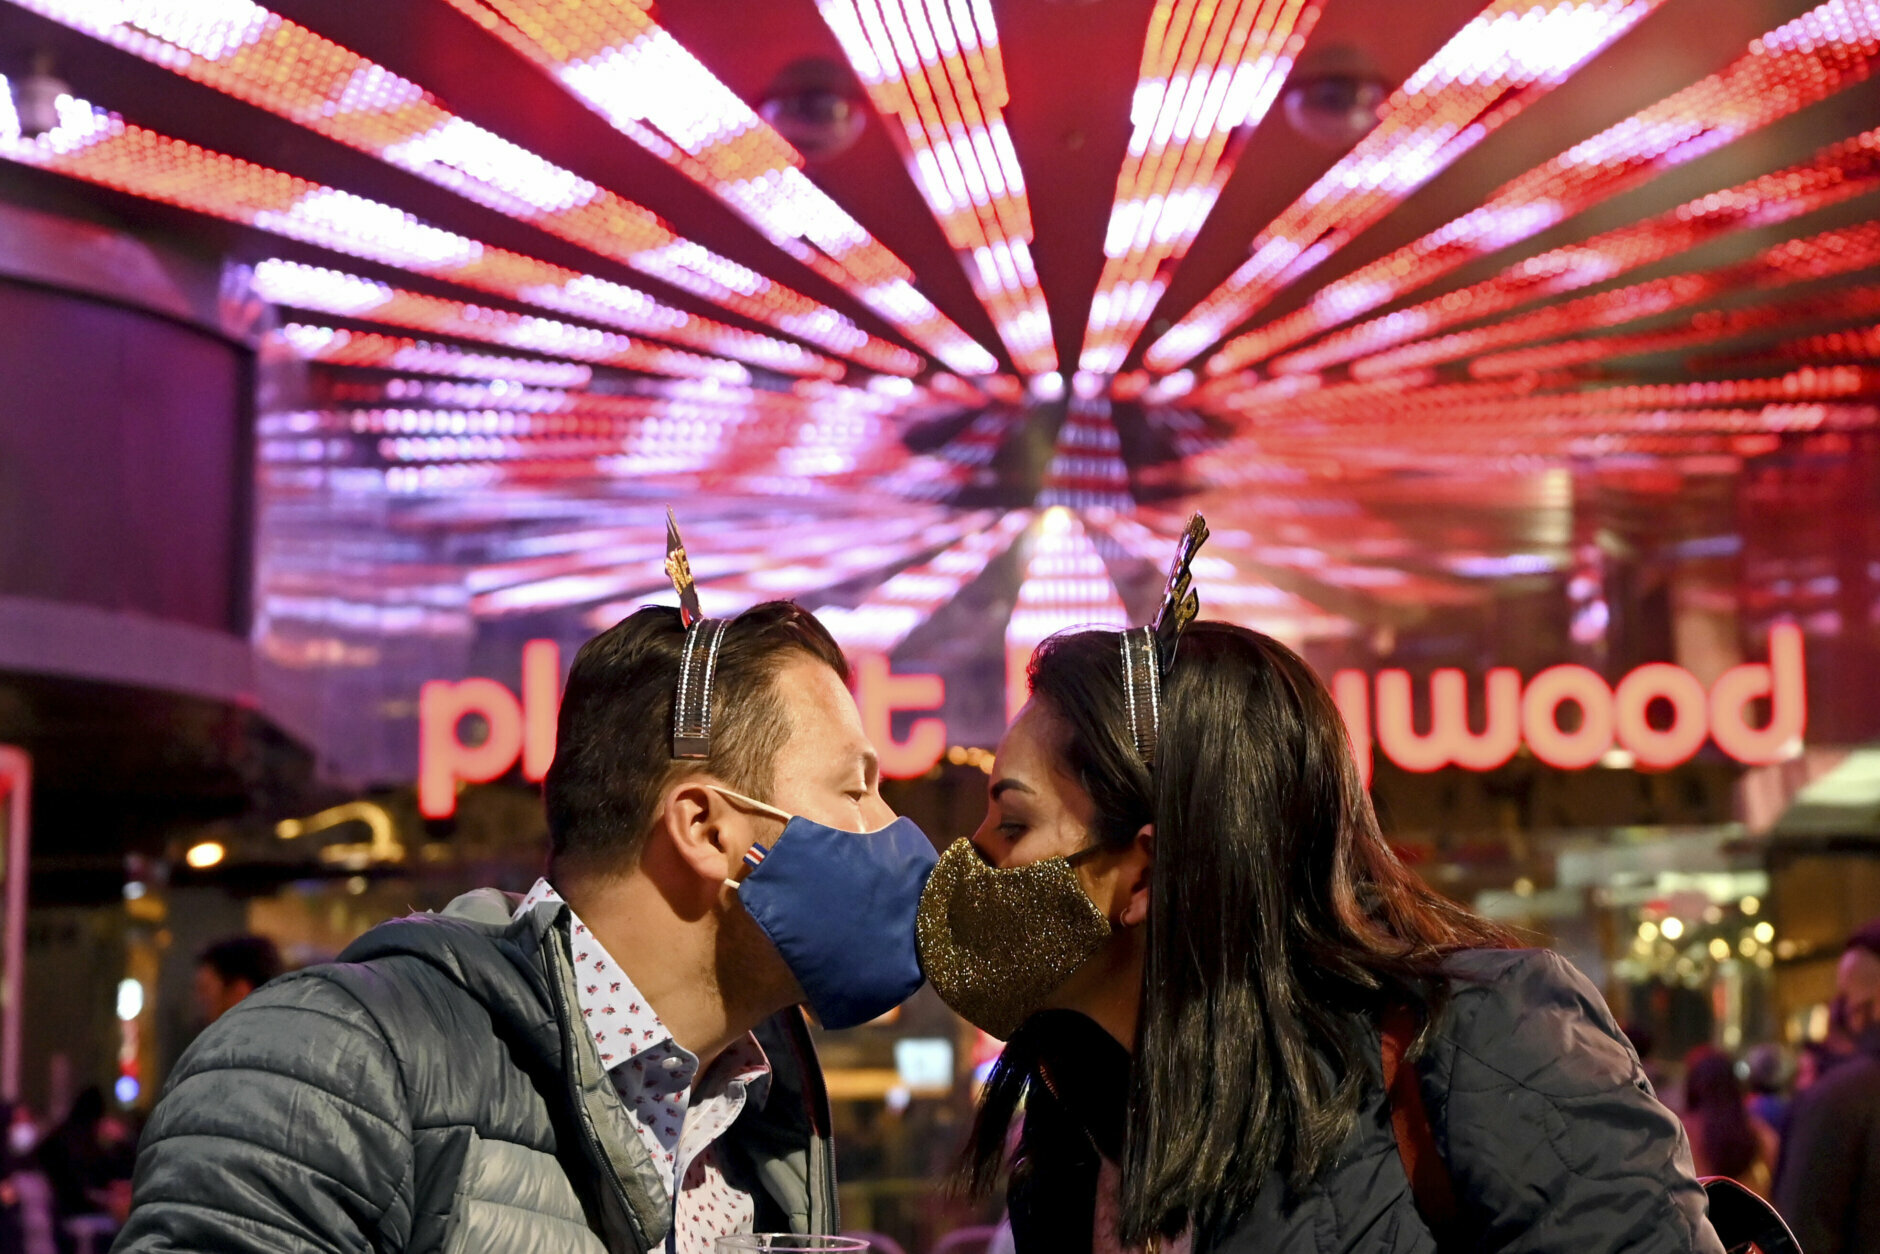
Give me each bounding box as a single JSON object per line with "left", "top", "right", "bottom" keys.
{"left": 989, "top": 778, "right": 1034, "bottom": 802}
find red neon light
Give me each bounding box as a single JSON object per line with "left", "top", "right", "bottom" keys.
{"left": 854, "top": 654, "right": 948, "bottom": 781}
{"left": 1710, "top": 623, "right": 1807, "bottom": 765}
{"left": 418, "top": 678, "right": 526, "bottom": 819}
{"left": 1375, "top": 668, "right": 1521, "bottom": 772}
{"left": 520, "top": 640, "right": 562, "bottom": 781}
{"left": 1522, "top": 665, "right": 1616, "bottom": 770}
{"left": 1612, "top": 663, "right": 1708, "bottom": 769}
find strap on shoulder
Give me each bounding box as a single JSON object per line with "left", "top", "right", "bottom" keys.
{"left": 1381, "top": 1003, "right": 1460, "bottom": 1242}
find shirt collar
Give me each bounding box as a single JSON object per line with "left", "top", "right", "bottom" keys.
{"left": 517, "top": 877, "right": 775, "bottom": 1103}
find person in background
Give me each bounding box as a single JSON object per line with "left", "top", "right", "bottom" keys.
{"left": 191, "top": 935, "right": 282, "bottom": 1025}
{"left": 1682, "top": 1049, "right": 1778, "bottom": 1197}
{"left": 32, "top": 1090, "right": 132, "bottom": 1254}
{"left": 1744, "top": 1044, "right": 1796, "bottom": 1141}
{"left": 1774, "top": 918, "right": 1880, "bottom": 1254}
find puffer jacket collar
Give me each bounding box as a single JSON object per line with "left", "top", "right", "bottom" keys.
{"left": 338, "top": 887, "right": 837, "bottom": 1252}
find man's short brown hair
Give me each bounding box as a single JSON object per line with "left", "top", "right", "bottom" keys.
{"left": 544, "top": 601, "right": 848, "bottom": 878}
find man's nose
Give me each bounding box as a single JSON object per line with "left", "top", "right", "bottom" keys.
{"left": 862, "top": 789, "right": 895, "bottom": 831}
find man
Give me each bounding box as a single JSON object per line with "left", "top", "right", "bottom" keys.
{"left": 191, "top": 934, "right": 282, "bottom": 1024}
{"left": 118, "top": 601, "right": 928, "bottom": 1254}
{"left": 1774, "top": 919, "right": 1880, "bottom": 1254}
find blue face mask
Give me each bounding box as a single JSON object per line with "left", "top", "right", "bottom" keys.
{"left": 712, "top": 786, "right": 938, "bottom": 1030}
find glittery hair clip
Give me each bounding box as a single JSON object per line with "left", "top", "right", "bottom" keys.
{"left": 666, "top": 508, "right": 729, "bottom": 760}
{"left": 1122, "top": 512, "right": 1209, "bottom": 766}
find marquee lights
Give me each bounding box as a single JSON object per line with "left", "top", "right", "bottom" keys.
{"left": 1470, "top": 283, "right": 1880, "bottom": 377}
{"left": 1211, "top": 0, "right": 1880, "bottom": 374}
{"left": 1142, "top": 0, "right": 1669, "bottom": 373}
{"left": 442, "top": 0, "right": 1000, "bottom": 375}
{"left": 271, "top": 325, "right": 594, "bottom": 388}
{"left": 1340, "top": 221, "right": 1880, "bottom": 380}
{"left": 818, "top": 0, "right": 1054, "bottom": 376}
{"left": 17, "top": 0, "right": 923, "bottom": 377}
{"left": 1038, "top": 399, "right": 1133, "bottom": 511}
{"left": 1078, "top": 0, "right": 1321, "bottom": 375}
{"left": 251, "top": 260, "right": 751, "bottom": 382}
{"left": 1004, "top": 508, "right": 1131, "bottom": 718}
{"left": 1268, "top": 126, "right": 1880, "bottom": 377}
{"left": 0, "top": 96, "right": 840, "bottom": 378}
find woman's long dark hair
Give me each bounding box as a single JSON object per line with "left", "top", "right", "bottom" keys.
{"left": 1686, "top": 1049, "right": 1760, "bottom": 1180}
{"left": 970, "top": 622, "right": 1513, "bottom": 1244}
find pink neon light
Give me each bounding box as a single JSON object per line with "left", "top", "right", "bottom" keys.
{"left": 0, "top": 99, "right": 844, "bottom": 379}
{"left": 819, "top": 0, "right": 1055, "bottom": 375}
{"left": 1143, "top": 0, "right": 1670, "bottom": 373}
{"left": 1078, "top": 0, "right": 1322, "bottom": 374}
{"left": 1209, "top": 0, "right": 1880, "bottom": 373}
{"left": 1268, "top": 127, "right": 1880, "bottom": 377}
{"left": 16, "top": 0, "right": 925, "bottom": 377}
{"left": 441, "top": 0, "right": 1000, "bottom": 375}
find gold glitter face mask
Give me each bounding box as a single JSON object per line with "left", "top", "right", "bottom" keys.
{"left": 915, "top": 836, "right": 1114, "bottom": 1039}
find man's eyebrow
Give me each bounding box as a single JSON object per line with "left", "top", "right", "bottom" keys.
{"left": 989, "top": 778, "right": 1033, "bottom": 802}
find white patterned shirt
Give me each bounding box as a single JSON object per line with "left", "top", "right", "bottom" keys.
{"left": 517, "top": 879, "right": 772, "bottom": 1254}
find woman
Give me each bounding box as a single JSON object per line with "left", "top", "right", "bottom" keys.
{"left": 917, "top": 621, "right": 1721, "bottom": 1253}
{"left": 1684, "top": 1049, "right": 1779, "bottom": 1198}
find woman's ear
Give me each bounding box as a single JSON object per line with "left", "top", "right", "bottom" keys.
{"left": 1120, "top": 823, "right": 1154, "bottom": 928}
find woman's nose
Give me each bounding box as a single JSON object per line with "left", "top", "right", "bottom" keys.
{"left": 967, "top": 820, "right": 1009, "bottom": 868}
{"left": 861, "top": 789, "right": 895, "bottom": 832}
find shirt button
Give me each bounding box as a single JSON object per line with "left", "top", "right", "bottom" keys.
{"left": 662, "top": 1056, "right": 683, "bottom": 1071}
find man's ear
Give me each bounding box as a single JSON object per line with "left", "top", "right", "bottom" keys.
{"left": 1119, "top": 824, "right": 1154, "bottom": 928}
{"left": 657, "top": 777, "right": 735, "bottom": 885}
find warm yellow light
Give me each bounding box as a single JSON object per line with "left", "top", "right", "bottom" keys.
{"left": 185, "top": 841, "right": 226, "bottom": 869}
{"left": 1661, "top": 917, "right": 1685, "bottom": 941}
{"left": 1709, "top": 938, "right": 1731, "bottom": 961}
{"left": 1637, "top": 920, "right": 1659, "bottom": 942}
{"left": 1741, "top": 896, "right": 1761, "bottom": 916}
{"left": 1754, "top": 921, "right": 1775, "bottom": 944}
{"left": 1740, "top": 937, "right": 1759, "bottom": 957}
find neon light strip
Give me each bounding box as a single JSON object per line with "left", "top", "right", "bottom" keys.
{"left": 0, "top": 94, "right": 839, "bottom": 378}
{"left": 251, "top": 260, "right": 749, "bottom": 381}
{"left": 442, "top": 0, "right": 1000, "bottom": 375}
{"left": 1211, "top": 0, "right": 1880, "bottom": 374}
{"left": 818, "top": 510, "right": 1033, "bottom": 652}
{"left": 1267, "top": 126, "right": 1880, "bottom": 376}
{"left": 1471, "top": 283, "right": 1880, "bottom": 376}
{"left": 1342, "top": 221, "right": 1880, "bottom": 380}
{"left": 272, "top": 325, "right": 594, "bottom": 387}
{"left": 13, "top": 0, "right": 924, "bottom": 378}
{"left": 1737, "top": 321, "right": 1880, "bottom": 366}
{"left": 1038, "top": 398, "right": 1134, "bottom": 510}
{"left": 817, "top": 0, "right": 1054, "bottom": 375}
{"left": 1142, "top": 0, "right": 1670, "bottom": 372}
{"left": 1078, "top": 0, "right": 1321, "bottom": 374}
{"left": 1006, "top": 510, "right": 1130, "bottom": 651}
{"left": 581, "top": 510, "right": 972, "bottom": 625}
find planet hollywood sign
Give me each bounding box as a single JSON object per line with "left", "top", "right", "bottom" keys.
{"left": 416, "top": 626, "right": 1804, "bottom": 818}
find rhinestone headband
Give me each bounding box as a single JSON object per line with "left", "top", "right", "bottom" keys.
{"left": 665, "top": 507, "right": 730, "bottom": 760}
{"left": 1123, "top": 513, "right": 1209, "bottom": 767}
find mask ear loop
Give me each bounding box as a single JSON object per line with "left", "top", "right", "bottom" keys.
{"left": 707, "top": 784, "right": 790, "bottom": 891}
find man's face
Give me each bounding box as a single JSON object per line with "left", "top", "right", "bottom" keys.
{"left": 758, "top": 655, "right": 893, "bottom": 833}
{"left": 194, "top": 965, "right": 250, "bottom": 1024}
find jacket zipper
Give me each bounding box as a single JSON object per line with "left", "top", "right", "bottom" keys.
{"left": 545, "top": 920, "right": 653, "bottom": 1254}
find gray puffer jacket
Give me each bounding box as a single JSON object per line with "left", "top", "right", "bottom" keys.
{"left": 113, "top": 890, "right": 837, "bottom": 1254}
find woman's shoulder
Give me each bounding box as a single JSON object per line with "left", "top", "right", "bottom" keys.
{"left": 1427, "top": 946, "right": 1639, "bottom": 1097}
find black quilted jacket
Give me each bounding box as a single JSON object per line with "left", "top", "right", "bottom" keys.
{"left": 1006, "top": 948, "right": 1724, "bottom": 1254}
{"left": 113, "top": 889, "right": 838, "bottom": 1254}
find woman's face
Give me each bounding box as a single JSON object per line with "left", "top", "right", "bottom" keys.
{"left": 969, "top": 699, "right": 1099, "bottom": 869}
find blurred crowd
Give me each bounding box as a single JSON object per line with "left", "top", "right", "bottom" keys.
{"left": 1639, "top": 918, "right": 1880, "bottom": 1254}
{"left": 0, "top": 934, "right": 281, "bottom": 1254}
